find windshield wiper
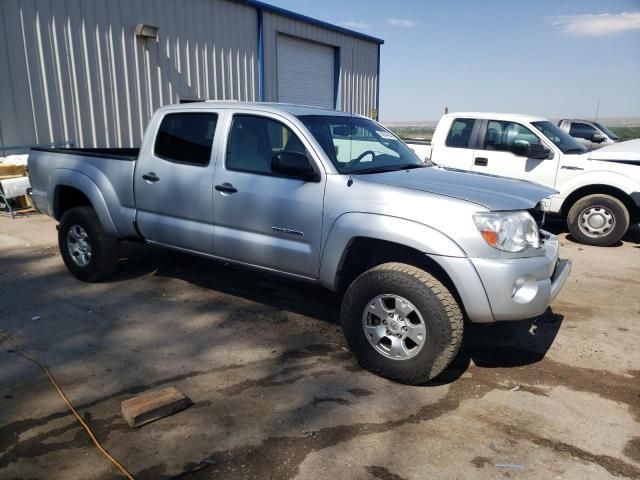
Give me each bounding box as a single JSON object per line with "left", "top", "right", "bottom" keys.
{"left": 353, "top": 164, "right": 426, "bottom": 175}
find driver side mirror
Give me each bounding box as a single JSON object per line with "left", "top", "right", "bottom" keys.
{"left": 591, "top": 132, "right": 606, "bottom": 143}
{"left": 526, "top": 143, "right": 551, "bottom": 160}
{"left": 271, "top": 152, "right": 319, "bottom": 182}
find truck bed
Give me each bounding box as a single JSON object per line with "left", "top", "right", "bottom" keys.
{"left": 31, "top": 147, "right": 140, "bottom": 161}
{"left": 28, "top": 146, "right": 139, "bottom": 238}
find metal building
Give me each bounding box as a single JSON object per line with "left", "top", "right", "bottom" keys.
{"left": 0, "top": 0, "right": 383, "bottom": 150}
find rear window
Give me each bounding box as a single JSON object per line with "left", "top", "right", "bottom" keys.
{"left": 154, "top": 112, "right": 218, "bottom": 165}
{"left": 445, "top": 118, "right": 475, "bottom": 148}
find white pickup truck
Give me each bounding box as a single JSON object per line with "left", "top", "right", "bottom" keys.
{"left": 406, "top": 113, "right": 640, "bottom": 246}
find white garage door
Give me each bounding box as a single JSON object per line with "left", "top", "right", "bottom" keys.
{"left": 277, "top": 35, "right": 335, "bottom": 109}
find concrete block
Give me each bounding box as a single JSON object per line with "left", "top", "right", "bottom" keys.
{"left": 121, "top": 387, "right": 190, "bottom": 428}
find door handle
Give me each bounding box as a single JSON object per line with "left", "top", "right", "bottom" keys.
{"left": 142, "top": 172, "right": 160, "bottom": 182}
{"left": 474, "top": 157, "right": 488, "bottom": 166}
{"left": 215, "top": 182, "right": 237, "bottom": 194}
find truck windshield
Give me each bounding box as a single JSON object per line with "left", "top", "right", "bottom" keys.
{"left": 299, "top": 115, "right": 424, "bottom": 174}
{"left": 594, "top": 122, "right": 619, "bottom": 140}
{"left": 531, "top": 121, "right": 589, "bottom": 154}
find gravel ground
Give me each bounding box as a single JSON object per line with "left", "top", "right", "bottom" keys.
{"left": 0, "top": 214, "right": 639, "bottom": 480}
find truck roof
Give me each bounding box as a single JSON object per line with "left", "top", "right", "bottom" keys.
{"left": 156, "top": 101, "right": 359, "bottom": 118}
{"left": 559, "top": 119, "right": 599, "bottom": 123}
{"left": 442, "top": 112, "right": 548, "bottom": 123}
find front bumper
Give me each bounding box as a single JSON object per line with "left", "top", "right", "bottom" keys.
{"left": 469, "top": 233, "right": 571, "bottom": 321}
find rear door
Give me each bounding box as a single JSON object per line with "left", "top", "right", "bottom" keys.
{"left": 471, "top": 119, "right": 558, "bottom": 188}
{"left": 134, "top": 110, "right": 219, "bottom": 252}
{"left": 211, "top": 111, "right": 326, "bottom": 278}
{"left": 430, "top": 117, "right": 479, "bottom": 170}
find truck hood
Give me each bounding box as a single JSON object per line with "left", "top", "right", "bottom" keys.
{"left": 357, "top": 166, "right": 556, "bottom": 211}
{"left": 589, "top": 139, "right": 640, "bottom": 163}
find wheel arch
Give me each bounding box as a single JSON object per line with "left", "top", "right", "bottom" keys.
{"left": 561, "top": 184, "right": 639, "bottom": 220}
{"left": 335, "top": 237, "right": 460, "bottom": 294}
{"left": 319, "top": 212, "right": 465, "bottom": 290}
{"left": 51, "top": 171, "right": 118, "bottom": 235}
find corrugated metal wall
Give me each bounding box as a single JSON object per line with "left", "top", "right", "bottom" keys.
{"left": 262, "top": 11, "right": 379, "bottom": 118}
{"left": 0, "top": 0, "right": 258, "bottom": 149}
{"left": 0, "top": 0, "right": 380, "bottom": 150}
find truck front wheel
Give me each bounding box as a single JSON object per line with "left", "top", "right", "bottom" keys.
{"left": 59, "top": 206, "right": 119, "bottom": 282}
{"left": 567, "top": 194, "right": 629, "bottom": 247}
{"left": 341, "top": 262, "right": 463, "bottom": 385}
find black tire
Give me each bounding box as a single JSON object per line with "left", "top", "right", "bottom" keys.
{"left": 58, "top": 206, "right": 119, "bottom": 281}
{"left": 341, "top": 262, "right": 463, "bottom": 385}
{"left": 567, "top": 194, "right": 629, "bottom": 247}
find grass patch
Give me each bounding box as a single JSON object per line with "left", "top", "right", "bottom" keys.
{"left": 388, "top": 126, "right": 435, "bottom": 141}
{"left": 609, "top": 126, "right": 640, "bottom": 141}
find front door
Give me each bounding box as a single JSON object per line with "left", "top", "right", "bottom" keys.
{"left": 471, "top": 119, "right": 558, "bottom": 189}
{"left": 134, "top": 111, "right": 219, "bottom": 252}
{"left": 211, "top": 112, "right": 325, "bottom": 279}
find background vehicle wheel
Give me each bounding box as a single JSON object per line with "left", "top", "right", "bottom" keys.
{"left": 567, "top": 194, "right": 629, "bottom": 247}
{"left": 341, "top": 262, "right": 463, "bottom": 385}
{"left": 58, "top": 206, "right": 118, "bottom": 281}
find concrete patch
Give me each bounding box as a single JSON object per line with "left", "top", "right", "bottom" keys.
{"left": 1, "top": 215, "right": 638, "bottom": 480}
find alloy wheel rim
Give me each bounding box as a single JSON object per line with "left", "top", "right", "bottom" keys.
{"left": 578, "top": 206, "right": 615, "bottom": 238}
{"left": 67, "top": 225, "right": 92, "bottom": 267}
{"left": 362, "top": 294, "right": 427, "bottom": 361}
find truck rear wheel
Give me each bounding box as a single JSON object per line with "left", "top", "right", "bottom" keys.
{"left": 59, "top": 206, "right": 119, "bottom": 282}
{"left": 341, "top": 262, "right": 463, "bottom": 385}
{"left": 567, "top": 194, "right": 629, "bottom": 247}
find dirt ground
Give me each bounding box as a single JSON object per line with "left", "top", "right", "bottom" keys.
{"left": 1, "top": 214, "right": 639, "bottom": 480}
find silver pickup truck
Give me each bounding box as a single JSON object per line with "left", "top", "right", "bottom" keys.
{"left": 28, "top": 102, "right": 571, "bottom": 384}
{"left": 558, "top": 119, "right": 620, "bottom": 150}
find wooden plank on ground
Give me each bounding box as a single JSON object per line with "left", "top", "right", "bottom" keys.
{"left": 121, "top": 387, "right": 191, "bottom": 428}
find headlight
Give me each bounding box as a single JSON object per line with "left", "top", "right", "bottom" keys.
{"left": 473, "top": 211, "right": 540, "bottom": 253}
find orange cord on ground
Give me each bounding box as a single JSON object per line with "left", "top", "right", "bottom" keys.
{"left": 1, "top": 331, "right": 135, "bottom": 480}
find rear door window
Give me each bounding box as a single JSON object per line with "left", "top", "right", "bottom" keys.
{"left": 445, "top": 118, "right": 475, "bottom": 148}
{"left": 154, "top": 112, "right": 218, "bottom": 165}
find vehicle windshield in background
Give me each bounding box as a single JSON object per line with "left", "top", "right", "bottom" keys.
{"left": 299, "top": 115, "right": 424, "bottom": 174}
{"left": 532, "top": 121, "right": 589, "bottom": 154}
{"left": 594, "top": 122, "right": 619, "bottom": 140}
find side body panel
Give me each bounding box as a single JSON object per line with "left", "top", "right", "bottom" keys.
{"left": 549, "top": 166, "right": 640, "bottom": 213}
{"left": 28, "top": 149, "right": 137, "bottom": 236}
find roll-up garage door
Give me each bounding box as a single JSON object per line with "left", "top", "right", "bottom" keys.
{"left": 277, "top": 35, "right": 335, "bottom": 109}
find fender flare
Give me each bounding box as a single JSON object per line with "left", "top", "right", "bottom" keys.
{"left": 50, "top": 169, "right": 118, "bottom": 235}
{"left": 318, "top": 212, "right": 466, "bottom": 291}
